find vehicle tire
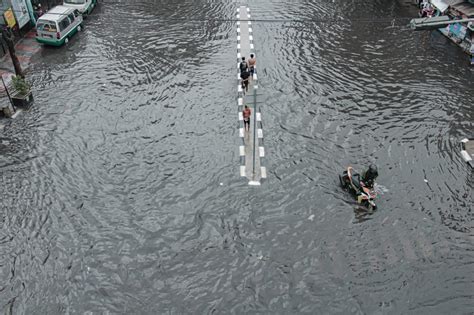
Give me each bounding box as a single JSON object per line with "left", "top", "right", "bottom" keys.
{"left": 65, "top": 37, "right": 69, "bottom": 44}
{"left": 78, "top": 25, "right": 82, "bottom": 32}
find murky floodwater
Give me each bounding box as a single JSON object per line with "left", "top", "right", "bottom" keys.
{"left": 1, "top": 0, "right": 473, "bottom": 313}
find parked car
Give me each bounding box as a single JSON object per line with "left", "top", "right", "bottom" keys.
{"left": 63, "top": 0, "right": 96, "bottom": 15}
{"left": 35, "top": 5, "right": 83, "bottom": 46}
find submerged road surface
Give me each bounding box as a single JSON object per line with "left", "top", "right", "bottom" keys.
{"left": 0, "top": 0, "right": 473, "bottom": 313}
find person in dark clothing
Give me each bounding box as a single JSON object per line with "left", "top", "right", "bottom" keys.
{"left": 239, "top": 57, "right": 248, "bottom": 74}
{"left": 361, "top": 164, "right": 378, "bottom": 189}
{"left": 240, "top": 70, "right": 250, "bottom": 94}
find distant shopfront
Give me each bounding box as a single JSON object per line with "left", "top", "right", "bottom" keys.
{"left": 0, "top": 0, "right": 32, "bottom": 30}
{"left": 427, "top": 0, "right": 474, "bottom": 56}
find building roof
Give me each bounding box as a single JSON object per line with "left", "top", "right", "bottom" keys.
{"left": 451, "top": 2, "right": 474, "bottom": 16}
{"left": 430, "top": 0, "right": 466, "bottom": 12}
{"left": 445, "top": 0, "right": 465, "bottom": 5}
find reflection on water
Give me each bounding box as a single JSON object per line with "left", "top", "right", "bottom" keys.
{"left": 353, "top": 205, "right": 377, "bottom": 223}
{"left": 0, "top": 0, "right": 473, "bottom": 313}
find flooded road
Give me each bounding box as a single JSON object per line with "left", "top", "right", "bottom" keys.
{"left": 1, "top": 0, "right": 473, "bottom": 313}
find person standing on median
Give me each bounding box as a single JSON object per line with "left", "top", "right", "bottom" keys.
{"left": 243, "top": 105, "right": 251, "bottom": 132}
{"left": 248, "top": 54, "right": 256, "bottom": 77}
{"left": 240, "top": 57, "right": 248, "bottom": 74}
{"left": 240, "top": 70, "right": 250, "bottom": 94}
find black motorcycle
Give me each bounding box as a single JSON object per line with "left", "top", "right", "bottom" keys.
{"left": 339, "top": 166, "right": 377, "bottom": 210}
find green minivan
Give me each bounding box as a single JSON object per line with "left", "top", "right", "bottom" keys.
{"left": 36, "top": 5, "right": 83, "bottom": 46}
{"left": 63, "top": 0, "right": 97, "bottom": 15}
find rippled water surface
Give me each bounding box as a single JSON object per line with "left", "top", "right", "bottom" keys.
{"left": 1, "top": 0, "right": 473, "bottom": 313}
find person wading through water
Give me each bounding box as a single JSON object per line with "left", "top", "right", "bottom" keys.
{"left": 243, "top": 105, "right": 251, "bottom": 132}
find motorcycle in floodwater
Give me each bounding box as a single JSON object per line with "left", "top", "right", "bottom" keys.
{"left": 339, "top": 166, "right": 377, "bottom": 210}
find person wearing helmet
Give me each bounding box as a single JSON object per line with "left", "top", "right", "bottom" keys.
{"left": 362, "top": 164, "right": 378, "bottom": 189}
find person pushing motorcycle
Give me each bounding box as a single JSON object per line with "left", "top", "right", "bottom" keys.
{"left": 345, "top": 164, "right": 378, "bottom": 205}
{"left": 361, "top": 164, "right": 378, "bottom": 189}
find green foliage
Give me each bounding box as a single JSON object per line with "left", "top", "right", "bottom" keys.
{"left": 12, "top": 76, "right": 30, "bottom": 96}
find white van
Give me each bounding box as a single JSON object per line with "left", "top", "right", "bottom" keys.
{"left": 36, "top": 5, "right": 83, "bottom": 46}
{"left": 63, "top": 0, "right": 96, "bottom": 15}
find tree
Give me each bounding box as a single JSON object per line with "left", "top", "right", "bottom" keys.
{"left": 1, "top": 27, "right": 24, "bottom": 78}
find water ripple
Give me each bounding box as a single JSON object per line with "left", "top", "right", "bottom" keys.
{"left": 0, "top": 0, "right": 473, "bottom": 313}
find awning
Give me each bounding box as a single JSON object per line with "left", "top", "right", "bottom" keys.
{"left": 430, "top": 0, "right": 449, "bottom": 13}
{"left": 451, "top": 3, "right": 474, "bottom": 17}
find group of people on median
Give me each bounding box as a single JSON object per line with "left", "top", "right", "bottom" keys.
{"left": 239, "top": 54, "right": 256, "bottom": 132}
{"left": 239, "top": 54, "right": 256, "bottom": 94}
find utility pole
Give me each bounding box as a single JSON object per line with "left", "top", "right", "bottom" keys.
{"left": 252, "top": 88, "right": 257, "bottom": 177}
{"left": 1, "top": 27, "right": 24, "bottom": 78}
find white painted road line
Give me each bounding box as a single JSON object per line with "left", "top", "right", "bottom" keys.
{"left": 258, "top": 129, "right": 263, "bottom": 138}
{"left": 238, "top": 84, "right": 242, "bottom": 92}
{"left": 256, "top": 112, "right": 261, "bottom": 121}
{"left": 248, "top": 21, "right": 252, "bottom": 25}
{"left": 237, "top": 21, "right": 240, "bottom": 25}
{"left": 237, "top": 44, "right": 240, "bottom": 49}
{"left": 240, "top": 166, "right": 246, "bottom": 177}
{"left": 239, "top": 112, "right": 243, "bottom": 120}
{"left": 237, "top": 52, "right": 241, "bottom": 59}
{"left": 237, "top": 27, "right": 240, "bottom": 33}
{"left": 237, "top": 35, "right": 240, "bottom": 41}
{"left": 249, "top": 35, "right": 253, "bottom": 41}
{"left": 249, "top": 28, "right": 253, "bottom": 33}
{"left": 238, "top": 98, "right": 243, "bottom": 105}
{"left": 239, "top": 128, "right": 244, "bottom": 137}
{"left": 259, "top": 147, "right": 265, "bottom": 157}
{"left": 250, "top": 44, "right": 254, "bottom": 49}
{"left": 261, "top": 167, "right": 267, "bottom": 178}
{"left": 239, "top": 146, "right": 245, "bottom": 156}
{"left": 253, "top": 74, "right": 257, "bottom": 80}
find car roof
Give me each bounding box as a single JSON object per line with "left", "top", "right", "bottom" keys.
{"left": 39, "top": 5, "right": 74, "bottom": 21}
